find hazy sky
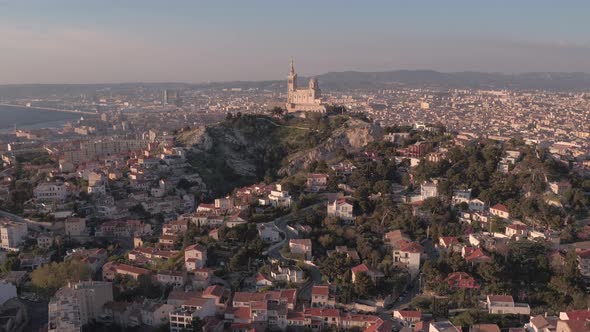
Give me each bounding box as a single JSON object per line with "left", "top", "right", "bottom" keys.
{"left": 1, "top": 0, "right": 589, "bottom": 84}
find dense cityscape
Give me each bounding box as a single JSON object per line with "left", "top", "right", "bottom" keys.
{"left": 0, "top": 59, "right": 587, "bottom": 332}
{"left": 1, "top": 2, "right": 590, "bottom": 332}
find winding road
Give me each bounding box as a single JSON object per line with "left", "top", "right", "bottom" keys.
{"left": 267, "top": 203, "right": 324, "bottom": 301}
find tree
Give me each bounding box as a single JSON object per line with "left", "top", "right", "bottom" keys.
{"left": 31, "top": 261, "right": 90, "bottom": 295}
{"left": 319, "top": 253, "right": 353, "bottom": 283}
{"left": 354, "top": 272, "right": 374, "bottom": 298}
{"left": 270, "top": 107, "right": 284, "bottom": 117}
{"left": 0, "top": 253, "right": 20, "bottom": 273}
{"left": 373, "top": 180, "right": 391, "bottom": 195}
{"left": 476, "top": 261, "right": 506, "bottom": 294}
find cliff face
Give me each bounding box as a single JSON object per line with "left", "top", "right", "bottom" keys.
{"left": 176, "top": 116, "right": 284, "bottom": 195}
{"left": 279, "top": 118, "right": 383, "bottom": 175}
{"left": 176, "top": 115, "right": 382, "bottom": 195}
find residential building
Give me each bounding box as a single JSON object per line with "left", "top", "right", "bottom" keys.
{"left": 555, "top": 319, "right": 590, "bottom": 332}
{"left": 65, "top": 217, "right": 86, "bottom": 237}
{"left": 393, "top": 310, "right": 421, "bottom": 328}
{"left": 429, "top": 320, "right": 461, "bottom": 332}
{"left": 156, "top": 270, "right": 186, "bottom": 288}
{"left": 490, "top": 204, "right": 510, "bottom": 219}
{"left": 289, "top": 239, "right": 312, "bottom": 260}
{"left": 526, "top": 315, "right": 557, "bottom": 332}
{"left": 471, "top": 324, "right": 501, "bottom": 332}
{"left": 351, "top": 263, "right": 384, "bottom": 284}
{"left": 0, "top": 219, "right": 27, "bottom": 251}
{"left": 327, "top": 198, "right": 355, "bottom": 222}
{"left": 184, "top": 244, "right": 207, "bottom": 271}
{"left": 311, "top": 285, "right": 330, "bottom": 308}
{"left": 169, "top": 297, "right": 216, "bottom": 332}
{"left": 421, "top": 181, "right": 438, "bottom": 200}
{"left": 271, "top": 265, "right": 304, "bottom": 284}
{"left": 392, "top": 239, "right": 423, "bottom": 278}
{"left": 268, "top": 184, "right": 292, "bottom": 208}
{"left": 327, "top": 246, "right": 360, "bottom": 262}
{"left": 446, "top": 272, "right": 479, "bottom": 289}
{"left": 37, "top": 233, "right": 53, "bottom": 249}
{"left": 48, "top": 281, "right": 113, "bottom": 332}
{"left": 34, "top": 182, "right": 68, "bottom": 202}
{"left": 306, "top": 173, "right": 328, "bottom": 192}
{"left": 102, "top": 262, "right": 150, "bottom": 281}
{"left": 486, "top": 295, "right": 530, "bottom": 315}
{"left": 505, "top": 223, "right": 528, "bottom": 238}
{"left": 257, "top": 223, "right": 281, "bottom": 243}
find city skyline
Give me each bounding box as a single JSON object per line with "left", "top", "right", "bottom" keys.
{"left": 1, "top": 0, "right": 589, "bottom": 84}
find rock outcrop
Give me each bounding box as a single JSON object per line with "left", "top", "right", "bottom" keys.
{"left": 279, "top": 118, "right": 383, "bottom": 175}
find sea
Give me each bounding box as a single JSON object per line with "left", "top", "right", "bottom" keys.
{"left": 0, "top": 105, "right": 83, "bottom": 133}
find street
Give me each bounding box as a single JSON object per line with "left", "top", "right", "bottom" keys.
{"left": 268, "top": 203, "right": 324, "bottom": 301}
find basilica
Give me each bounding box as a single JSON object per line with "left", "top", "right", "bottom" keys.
{"left": 285, "top": 59, "right": 326, "bottom": 114}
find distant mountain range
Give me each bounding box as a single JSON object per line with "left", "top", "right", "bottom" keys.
{"left": 314, "top": 70, "right": 590, "bottom": 91}
{"left": 1, "top": 70, "right": 590, "bottom": 98}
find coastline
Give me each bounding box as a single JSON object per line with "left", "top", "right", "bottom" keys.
{"left": 0, "top": 104, "right": 83, "bottom": 132}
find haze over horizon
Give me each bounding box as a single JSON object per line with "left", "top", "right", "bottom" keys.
{"left": 1, "top": 0, "right": 589, "bottom": 84}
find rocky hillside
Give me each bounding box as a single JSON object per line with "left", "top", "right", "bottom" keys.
{"left": 176, "top": 114, "right": 383, "bottom": 195}
{"left": 278, "top": 117, "right": 383, "bottom": 175}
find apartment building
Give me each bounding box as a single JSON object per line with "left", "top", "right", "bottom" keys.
{"left": 48, "top": 281, "right": 113, "bottom": 332}
{"left": 0, "top": 219, "right": 27, "bottom": 251}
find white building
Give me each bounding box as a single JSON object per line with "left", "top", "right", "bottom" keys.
{"left": 451, "top": 189, "right": 472, "bottom": 205}
{"left": 0, "top": 220, "right": 27, "bottom": 251}
{"left": 184, "top": 244, "right": 207, "bottom": 271}
{"left": 468, "top": 199, "right": 486, "bottom": 212}
{"left": 37, "top": 233, "right": 53, "bottom": 249}
{"left": 34, "top": 182, "right": 67, "bottom": 202}
{"left": 257, "top": 223, "right": 281, "bottom": 243}
{"left": 289, "top": 239, "right": 312, "bottom": 260}
{"left": 327, "top": 198, "right": 354, "bottom": 222}
{"left": 156, "top": 271, "right": 186, "bottom": 288}
{"left": 271, "top": 265, "right": 304, "bottom": 283}
{"left": 87, "top": 171, "right": 106, "bottom": 195}
{"left": 169, "top": 298, "right": 216, "bottom": 332}
{"left": 490, "top": 204, "right": 510, "bottom": 219}
{"left": 214, "top": 197, "right": 232, "bottom": 210}
{"left": 311, "top": 285, "right": 330, "bottom": 308}
{"left": 286, "top": 59, "right": 326, "bottom": 113}
{"left": 65, "top": 217, "right": 86, "bottom": 237}
{"left": 429, "top": 320, "right": 460, "bottom": 332}
{"left": 48, "top": 281, "right": 113, "bottom": 332}
{"left": 268, "top": 184, "right": 292, "bottom": 209}
{"left": 486, "top": 295, "right": 530, "bottom": 315}
{"left": 392, "top": 240, "right": 423, "bottom": 278}
{"left": 420, "top": 181, "right": 438, "bottom": 200}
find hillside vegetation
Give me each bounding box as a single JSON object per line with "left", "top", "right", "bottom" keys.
{"left": 175, "top": 113, "right": 381, "bottom": 196}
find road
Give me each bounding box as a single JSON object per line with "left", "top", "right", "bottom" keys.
{"left": 268, "top": 203, "right": 324, "bottom": 301}
{"left": 259, "top": 117, "right": 319, "bottom": 132}
{"left": 0, "top": 209, "right": 49, "bottom": 233}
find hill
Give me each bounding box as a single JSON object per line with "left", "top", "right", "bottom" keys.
{"left": 175, "top": 113, "right": 382, "bottom": 196}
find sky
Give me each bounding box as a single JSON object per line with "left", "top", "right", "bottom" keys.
{"left": 0, "top": 0, "right": 589, "bottom": 84}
